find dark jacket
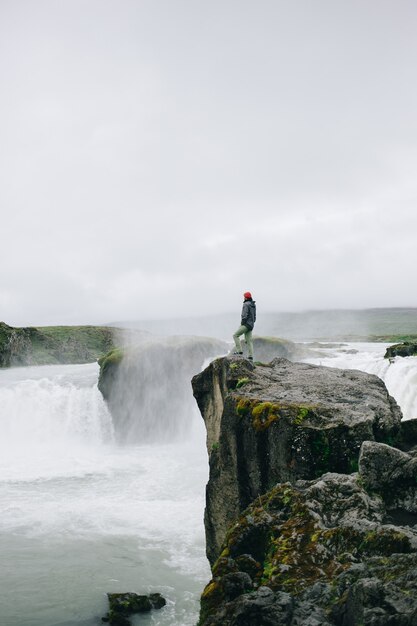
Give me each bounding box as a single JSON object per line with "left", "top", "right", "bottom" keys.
{"left": 241, "top": 299, "right": 256, "bottom": 331}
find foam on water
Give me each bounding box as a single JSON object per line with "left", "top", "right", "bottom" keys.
{"left": 0, "top": 362, "right": 210, "bottom": 626}
{"left": 304, "top": 342, "right": 417, "bottom": 420}
{"left": 3, "top": 344, "right": 417, "bottom": 625}
{"left": 0, "top": 364, "right": 114, "bottom": 481}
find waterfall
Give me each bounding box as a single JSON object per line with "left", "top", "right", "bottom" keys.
{"left": 304, "top": 342, "right": 417, "bottom": 420}
{"left": 0, "top": 361, "right": 209, "bottom": 626}
{"left": 0, "top": 377, "right": 113, "bottom": 444}
{"left": 0, "top": 363, "right": 114, "bottom": 481}
{"left": 103, "top": 336, "right": 227, "bottom": 444}
{"left": 372, "top": 357, "right": 417, "bottom": 420}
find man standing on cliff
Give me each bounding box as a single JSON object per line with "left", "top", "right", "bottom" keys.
{"left": 233, "top": 292, "right": 256, "bottom": 361}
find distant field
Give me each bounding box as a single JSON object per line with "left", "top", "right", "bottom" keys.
{"left": 0, "top": 323, "right": 116, "bottom": 367}
{"left": 112, "top": 308, "right": 417, "bottom": 342}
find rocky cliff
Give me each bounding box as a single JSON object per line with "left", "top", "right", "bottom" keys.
{"left": 0, "top": 322, "right": 123, "bottom": 367}
{"left": 198, "top": 441, "right": 417, "bottom": 626}
{"left": 192, "top": 355, "right": 417, "bottom": 625}
{"left": 385, "top": 341, "right": 417, "bottom": 359}
{"left": 192, "top": 356, "right": 402, "bottom": 565}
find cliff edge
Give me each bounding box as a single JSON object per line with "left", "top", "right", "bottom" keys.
{"left": 193, "top": 356, "right": 417, "bottom": 625}
{"left": 192, "top": 357, "right": 402, "bottom": 565}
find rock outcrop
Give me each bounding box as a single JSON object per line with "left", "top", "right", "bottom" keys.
{"left": 192, "top": 356, "right": 402, "bottom": 565}
{"left": 102, "top": 592, "right": 166, "bottom": 625}
{"left": 199, "top": 442, "right": 417, "bottom": 625}
{"left": 98, "top": 336, "right": 227, "bottom": 443}
{"left": 0, "top": 321, "right": 124, "bottom": 367}
{"left": 385, "top": 341, "right": 417, "bottom": 359}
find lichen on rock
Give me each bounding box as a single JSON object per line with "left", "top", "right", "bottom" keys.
{"left": 199, "top": 464, "right": 417, "bottom": 626}
{"left": 384, "top": 341, "right": 417, "bottom": 359}
{"left": 102, "top": 592, "right": 166, "bottom": 625}
{"left": 192, "top": 356, "right": 402, "bottom": 565}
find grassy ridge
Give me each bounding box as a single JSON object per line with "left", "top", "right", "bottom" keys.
{"left": 0, "top": 322, "right": 116, "bottom": 367}
{"left": 370, "top": 334, "right": 417, "bottom": 343}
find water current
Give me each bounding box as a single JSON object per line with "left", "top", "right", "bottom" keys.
{"left": 1, "top": 344, "right": 417, "bottom": 626}
{"left": 304, "top": 342, "right": 417, "bottom": 420}
{"left": 0, "top": 363, "right": 209, "bottom": 626}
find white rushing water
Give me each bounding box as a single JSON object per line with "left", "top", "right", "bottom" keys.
{"left": 2, "top": 344, "right": 417, "bottom": 626}
{"left": 0, "top": 363, "right": 210, "bottom": 626}
{"left": 304, "top": 342, "right": 417, "bottom": 420}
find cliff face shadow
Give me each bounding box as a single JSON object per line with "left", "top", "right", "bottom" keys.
{"left": 193, "top": 356, "right": 417, "bottom": 626}
{"left": 385, "top": 508, "right": 417, "bottom": 528}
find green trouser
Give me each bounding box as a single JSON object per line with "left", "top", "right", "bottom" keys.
{"left": 233, "top": 325, "right": 254, "bottom": 358}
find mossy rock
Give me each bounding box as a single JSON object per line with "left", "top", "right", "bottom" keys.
{"left": 102, "top": 592, "right": 166, "bottom": 625}
{"left": 193, "top": 356, "right": 403, "bottom": 566}
{"left": 199, "top": 473, "right": 417, "bottom": 626}
{"left": 97, "top": 348, "right": 125, "bottom": 400}
{"left": 98, "top": 347, "right": 124, "bottom": 371}
{"left": 235, "top": 398, "right": 317, "bottom": 432}
{"left": 384, "top": 342, "right": 417, "bottom": 359}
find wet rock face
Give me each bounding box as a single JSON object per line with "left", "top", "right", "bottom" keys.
{"left": 102, "top": 592, "right": 166, "bottom": 625}
{"left": 0, "top": 323, "right": 33, "bottom": 366}
{"left": 199, "top": 466, "right": 417, "bottom": 626}
{"left": 385, "top": 342, "right": 417, "bottom": 358}
{"left": 360, "top": 441, "right": 417, "bottom": 525}
{"left": 192, "top": 357, "right": 402, "bottom": 564}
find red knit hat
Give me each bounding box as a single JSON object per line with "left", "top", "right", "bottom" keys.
{"left": 243, "top": 291, "right": 252, "bottom": 299}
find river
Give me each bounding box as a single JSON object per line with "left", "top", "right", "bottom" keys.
{"left": 1, "top": 343, "right": 416, "bottom": 625}
{"left": 0, "top": 363, "right": 209, "bottom": 626}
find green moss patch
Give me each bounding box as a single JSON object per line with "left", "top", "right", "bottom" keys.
{"left": 205, "top": 483, "right": 412, "bottom": 607}
{"left": 235, "top": 397, "right": 317, "bottom": 431}
{"left": 384, "top": 342, "right": 417, "bottom": 359}
{"left": 98, "top": 348, "right": 124, "bottom": 373}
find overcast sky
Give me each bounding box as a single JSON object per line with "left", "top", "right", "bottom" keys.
{"left": 1, "top": 0, "right": 416, "bottom": 326}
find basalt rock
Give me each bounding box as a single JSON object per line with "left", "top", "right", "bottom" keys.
{"left": 359, "top": 441, "right": 417, "bottom": 526}
{"left": 192, "top": 357, "right": 402, "bottom": 565}
{"left": 384, "top": 342, "right": 417, "bottom": 359}
{"left": 102, "top": 592, "right": 166, "bottom": 625}
{"left": 398, "top": 418, "right": 417, "bottom": 452}
{"left": 199, "top": 456, "right": 417, "bottom": 626}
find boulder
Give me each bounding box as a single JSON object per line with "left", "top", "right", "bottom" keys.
{"left": 384, "top": 342, "right": 417, "bottom": 359}
{"left": 199, "top": 464, "right": 417, "bottom": 626}
{"left": 359, "top": 441, "right": 417, "bottom": 525}
{"left": 102, "top": 592, "right": 166, "bottom": 625}
{"left": 398, "top": 418, "right": 417, "bottom": 452}
{"left": 192, "top": 357, "right": 402, "bottom": 565}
